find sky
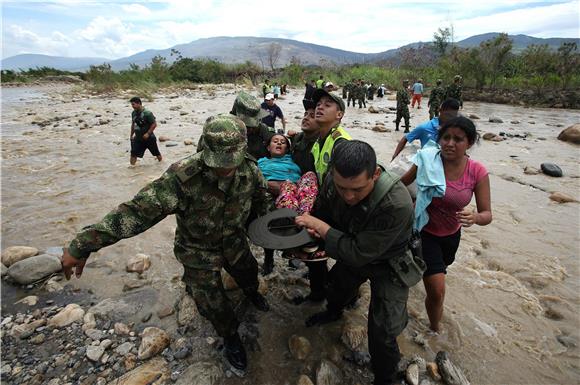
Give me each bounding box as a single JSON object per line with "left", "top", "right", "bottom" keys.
{"left": 2, "top": 0, "right": 579, "bottom": 60}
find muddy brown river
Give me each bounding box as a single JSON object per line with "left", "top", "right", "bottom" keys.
{"left": 1, "top": 83, "right": 579, "bottom": 384}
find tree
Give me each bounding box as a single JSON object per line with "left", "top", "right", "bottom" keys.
{"left": 479, "top": 33, "right": 513, "bottom": 87}
{"left": 433, "top": 27, "right": 452, "bottom": 57}
{"left": 556, "top": 42, "right": 579, "bottom": 89}
{"left": 267, "top": 43, "right": 282, "bottom": 71}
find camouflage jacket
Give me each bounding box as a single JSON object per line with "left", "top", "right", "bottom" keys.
{"left": 428, "top": 86, "right": 445, "bottom": 107}
{"left": 68, "top": 153, "right": 274, "bottom": 270}
{"left": 445, "top": 83, "right": 463, "bottom": 105}
{"left": 396, "top": 88, "right": 410, "bottom": 109}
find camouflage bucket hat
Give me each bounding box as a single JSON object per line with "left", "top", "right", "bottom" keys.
{"left": 312, "top": 88, "right": 345, "bottom": 112}
{"left": 231, "top": 91, "right": 269, "bottom": 128}
{"left": 201, "top": 114, "right": 248, "bottom": 168}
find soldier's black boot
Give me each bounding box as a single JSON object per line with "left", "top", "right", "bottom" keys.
{"left": 247, "top": 292, "right": 270, "bottom": 312}
{"left": 224, "top": 332, "right": 247, "bottom": 372}
{"left": 395, "top": 122, "right": 400, "bottom": 131}
{"left": 404, "top": 126, "right": 410, "bottom": 133}
{"left": 262, "top": 249, "right": 274, "bottom": 276}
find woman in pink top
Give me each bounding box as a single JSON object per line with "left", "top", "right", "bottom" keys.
{"left": 402, "top": 116, "right": 492, "bottom": 333}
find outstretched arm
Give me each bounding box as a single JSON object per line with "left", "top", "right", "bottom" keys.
{"left": 391, "top": 136, "right": 408, "bottom": 161}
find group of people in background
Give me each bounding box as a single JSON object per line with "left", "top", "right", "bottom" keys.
{"left": 62, "top": 75, "right": 490, "bottom": 385}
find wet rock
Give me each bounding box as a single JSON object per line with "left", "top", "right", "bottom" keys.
{"left": 114, "top": 322, "right": 131, "bottom": 335}
{"left": 406, "top": 363, "right": 419, "bottom": 385}
{"left": 166, "top": 142, "right": 178, "bottom": 147}
{"left": 1, "top": 246, "right": 38, "bottom": 267}
{"left": 316, "top": 359, "right": 342, "bottom": 385}
{"left": 0, "top": 263, "right": 7, "bottom": 277}
{"left": 549, "top": 192, "right": 578, "bottom": 203}
{"left": 142, "top": 312, "right": 153, "bottom": 323}
{"left": 158, "top": 136, "right": 171, "bottom": 142}
{"left": 15, "top": 295, "right": 39, "bottom": 306}
{"left": 173, "top": 339, "right": 191, "bottom": 360}
{"left": 410, "top": 354, "right": 427, "bottom": 372}
{"left": 184, "top": 139, "right": 194, "bottom": 145}
{"left": 7, "top": 254, "right": 61, "bottom": 284}
{"left": 29, "top": 333, "right": 46, "bottom": 344}
{"left": 157, "top": 305, "right": 175, "bottom": 319}
{"left": 372, "top": 125, "right": 389, "bottom": 133}
{"left": 45, "top": 276, "right": 64, "bottom": 292}
{"left": 123, "top": 278, "right": 148, "bottom": 291}
{"left": 48, "top": 304, "right": 85, "bottom": 327}
{"left": 341, "top": 318, "right": 367, "bottom": 351}
{"left": 540, "top": 163, "right": 563, "bottom": 177}
{"left": 138, "top": 327, "right": 170, "bottom": 360}
{"left": 368, "top": 106, "right": 380, "bottom": 113}
{"left": 557, "top": 334, "right": 578, "bottom": 348}
{"left": 82, "top": 312, "right": 96, "bottom": 331}
{"left": 115, "top": 341, "right": 135, "bottom": 356}
{"left": 126, "top": 254, "right": 151, "bottom": 274}
{"left": 86, "top": 345, "right": 105, "bottom": 362}
{"left": 343, "top": 350, "right": 371, "bottom": 366}
{"left": 557, "top": 124, "right": 580, "bottom": 145}
{"left": 175, "top": 361, "right": 222, "bottom": 385}
{"left": 177, "top": 294, "right": 197, "bottom": 326}
{"left": 288, "top": 334, "right": 311, "bottom": 360}
{"left": 90, "top": 287, "right": 158, "bottom": 320}
{"left": 435, "top": 351, "right": 470, "bottom": 385}
{"left": 11, "top": 319, "right": 46, "bottom": 339}
{"left": 107, "top": 357, "right": 170, "bottom": 384}
{"left": 100, "top": 339, "right": 113, "bottom": 350}
{"left": 488, "top": 117, "right": 503, "bottom": 123}
{"left": 523, "top": 166, "right": 540, "bottom": 175}
{"left": 510, "top": 120, "right": 520, "bottom": 124}
{"left": 297, "top": 375, "right": 314, "bottom": 385}
{"left": 44, "top": 246, "right": 63, "bottom": 256}
{"left": 85, "top": 328, "right": 106, "bottom": 341}
{"left": 420, "top": 379, "right": 436, "bottom": 385}
{"left": 468, "top": 114, "right": 480, "bottom": 120}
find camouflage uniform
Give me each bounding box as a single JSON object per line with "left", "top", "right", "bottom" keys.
{"left": 342, "top": 82, "right": 349, "bottom": 99}
{"left": 356, "top": 83, "right": 367, "bottom": 108}
{"left": 445, "top": 77, "right": 463, "bottom": 108}
{"left": 396, "top": 83, "right": 410, "bottom": 132}
{"left": 346, "top": 82, "right": 355, "bottom": 107}
{"left": 428, "top": 84, "right": 446, "bottom": 119}
{"left": 69, "top": 114, "right": 274, "bottom": 338}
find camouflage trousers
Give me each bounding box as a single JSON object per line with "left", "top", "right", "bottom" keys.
{"left": 347, "top": 94, "right": 355, "bottom": 107}
{"left": 395, "top": 107, "right": 410, "bottom": 129}
{"left": 182, "top": 250, "right": 259, "bottom": 337}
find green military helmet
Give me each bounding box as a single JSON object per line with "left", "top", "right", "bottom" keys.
{"left": 201, "top": 114, "right": 248, "bottom": 168}
{"left": 230, "top": 91, "right": 269, "bottom": 128}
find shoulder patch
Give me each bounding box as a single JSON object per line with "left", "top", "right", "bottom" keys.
{"left": 174, "top": 153, "right": 204, "bottom": 182}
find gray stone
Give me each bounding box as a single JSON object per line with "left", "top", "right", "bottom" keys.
{"left": 557, "top": 124, "right": 580, "bottom": 145}
{"left": 288, "top": 334, "right": 311, "bottom": 360}
{"left": 44, "top": 247, "right": 63, "bottom": 256}
{"left": 138, "top": 327, "right": 170, "bottom": 360}
{"left": 48, "top": 304, "right": 85, "bottom": 327}
{"left": 1, "top": 263, "right": 8, "bottom": 277}
{"left": 489, "top": 117, "right": 503, "bottom": 123}
{"left": 86, "top": 345, "right": 105, "bottom": 362}
{"left": 11, "top": 319, "right": 46, "bottom": 339}
{"left": 126, "top": 254, "right": 151, "bottom": 274}
{"left": 557, "top": 334, "right": 578, "bottom": 348}
{"left": 115, "top": 342, "right": 135, "bottom": 356}
{"left": 316, "top": 359, "right": 342, "bottom": 385}
{"left": 541, "top": 163, "right": 563, "bottom": 177}
{"left": 7, "top": 254, "right": 61, "bottom": 284}
{"left": 175, "top": 361, "right": 223, "bottom": 385}
{"left": 406, "top": 363, "right": 419, "bottom": 385}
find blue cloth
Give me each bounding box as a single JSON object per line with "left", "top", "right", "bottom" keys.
{"left": 411, "top": 140, "right": 446, "bottom": 231}
{"left": 405, "top": 117, "right": 439, "bottom": 148}
{"left": 258, "top": 154, "right": 302, "bottom": 183}
{"left": 412, "top": 82, "right": 424, "bottom": 94}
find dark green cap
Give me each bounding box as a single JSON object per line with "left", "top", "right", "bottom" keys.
{"left": 201, "top": 114, "right": 247, "bottom": 168}
{"left": 230, "top": 91, "right": 269, "bottom": 128}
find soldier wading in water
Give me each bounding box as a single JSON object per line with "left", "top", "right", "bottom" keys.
{"left": 61, "top": 114, "right": 273, "bottom": 375}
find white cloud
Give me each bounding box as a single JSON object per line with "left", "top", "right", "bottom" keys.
{"left": 121, "top": 3, "right": 153, "bottom": 18}
{"left": 3, "top": 25, "right": 70, "bottom": 57}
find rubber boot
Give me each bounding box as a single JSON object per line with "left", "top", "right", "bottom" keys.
{"left": 224, "top": 332, "right": 247, "bottom": 372}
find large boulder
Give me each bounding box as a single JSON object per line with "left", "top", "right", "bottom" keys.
{"left": 1, "top": 246, "right": 38, "bottom": 267}
{"left": 557, "top": 124, "right": 580, "bottom": 144}
{"left": 7, "top": 254, "right": 61, "bottom": 284}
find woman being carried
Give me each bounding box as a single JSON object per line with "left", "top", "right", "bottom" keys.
{"left": 257, "top": 134, "right": 319, "bottom": 274}
{"left": 401, "top": 116, "right": 492, "bottom": 333}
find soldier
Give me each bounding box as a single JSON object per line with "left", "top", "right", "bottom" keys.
{"left": 396, "top": 80, "right": 411, "bottom": 132}
{"left": 342, "top": 81, "right": 349, "bottom": 99}
{"left": 346, "top": 79, "right": 356, "bottom": 107}
{"left": 445, "top": 75, "right": 463, "bottom": 109}
{"left": 295, "top": 140, "right": 415, "bottom": 385}
{"left": 428, "top": 79, "right": 446, "bottom": 119}
{"left": 367, "top": 83, "right": 377, "bottom": 101}
{"left": 61, "top": 114, "right": 273, "bottom": 375}
{"left": 129, "top": 97, "right": 162, "bottom": 165}
{"left": 357, "top": 80, "right": 367, "bottom": 109}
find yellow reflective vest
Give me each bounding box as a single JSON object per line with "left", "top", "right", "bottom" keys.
{"left": 311, "top": 125, "right": 352, "bottom": 183}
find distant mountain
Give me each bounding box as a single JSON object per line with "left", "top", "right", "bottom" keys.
{"left": 1, "top": 54, "right": 109, "bottom": 72}
{"left": 2, "top": 34, "right": 579, "bottom": 72}
{"left": 456, "top": 33, "right": 579, "bottom": 52}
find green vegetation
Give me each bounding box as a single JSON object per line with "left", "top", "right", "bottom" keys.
{"left": 3, "top": 33, "right": 578, "bottom": 103}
